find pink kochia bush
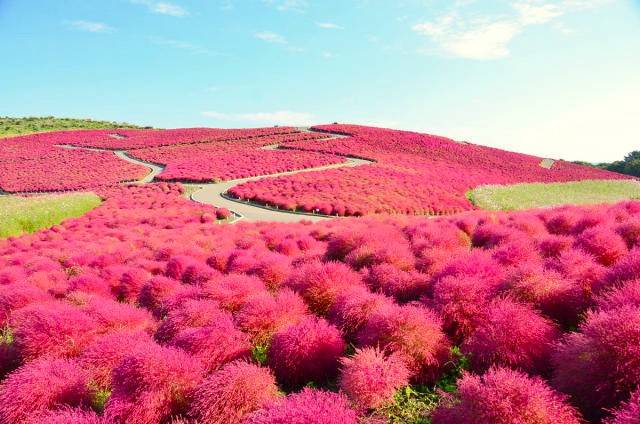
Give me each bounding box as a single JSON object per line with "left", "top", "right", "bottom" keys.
{"left": 189, "top": 360, "right": 280, "bottom": 424}
{"left": 461, "top": 298, "right": 561, "bottom": 375}
{"left": 338, "top": 347, "right": 410, "bottom": 409}
{"left": 432, "top": 367, "right": 582, "bottom": 424}
{"left": 267, "top": 316, "right": 345, "bottom": 389}
{"left": 104, "top": 342, "right": 204, "bottom": 424}
{"left": 356, "top": 304, "right": 451, "bottom": 383}
{"left": 26, "top": 407, "right": 103, "bottom": 424}
{"left": 0, "top": 358, "right": 93, "bottom": 424}
{"left": 606, "top": 388, "right": 640, "bottom": 424}
{"left": 551, "top": 305, "right": 640, "bottom": 419}
{"left": 244, "top": 388, "right": 358, "bottom": 424}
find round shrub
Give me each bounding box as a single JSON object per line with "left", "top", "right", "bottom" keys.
{"left": 203, "top": 274, "right": 267, "bottom": 312}
{"left": 461, "top": 298, "right": 560, "bottom": 374}
{"left": 0, "top": 282, "right": 49, "bottom": 327}
{"left": 170, "top": 321, "right": 251, "bottom": 374}
{"left": 155, "top": 298, "right": 227, "bottom": 342}
{"left": 0, "top": 358, "right": 93, "bottom": 424}
{"left": 104, "top": 342, "right": 204, "bottom": 424}
{"left": 551, "top": 305, "right": 640, "bottom": 420}
{"left": 10, "top": 301, "right": 98, "bottom": 361}
{"left": 137, "top": 275, "right": 183, "bottom": 318}
{"left": 78, "top": 330, "right": 154, "bottom": 389}
{"left": 244, "top": 388, "right": 358, "bottom": 424}
{"left": 26, "top": 407, "right": 103, "bottom": 424}
{"left": 234, "top": 289, "right": 308, "bottom": 345}
{"left": 339, "top": 347, "right": 410, "bottom": 409}
{"left": 267, "top": 316, "right": 345, "bottom": 389}
{"left": 356, "top": 304, "right": 451, "bottom": 383}
{"left": 574, "top": 225, "right": 627, "bottom": 266}
{"left": 606, "top": 388, "right": 640, "bottom": 424}
{"left": 365, "top": 264, "right": 429, "bottom": 302}
{"left": 595, "top": 278, "right": 640, "bottom": 311}
{"left": 432, "top": 367, "right": 582, "bottom": 424}
{"left": 328, "top": 285, "right": 393, "bottom": 338}
{"left": 537, "top": 234, "right": 573, "bottom": 258}
{"left": 189, "top": 360, "right": 280, "bottom": 424}
{"left": 284, "top": 260, "right": 364, "bottom": 315}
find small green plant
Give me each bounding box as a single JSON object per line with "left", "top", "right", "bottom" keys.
{"left": 252, "top": 344, "right": 269, "bottom": 365}
{"left": 0, "top": 325, "right": 13, "bottom": 345}
{"left": 92, "top": 388, "right": 111, "bottom": 413}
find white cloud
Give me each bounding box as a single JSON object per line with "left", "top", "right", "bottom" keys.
{"left": 413, "top": 0, "right": 612, "bottom": 60}
{"left": 321, "top": 51, "right": 334, "bottom": 59}
{"left": 131, "top": 0, "right": 188, "bottom": 17}
{"left": 67, "top": 20, "right": 113, "bottom": 33}
{"left": 152, "top": 2, "right": 188, "bottom": 16}
{"left": 255, "top": 31, "right": 287, "bottom": 44}
{"left": 202, "top": 110, "right": 315, "bottom": 126}
{"left": 317, "top": 22, "right": 342, "bottom": 29}
{"left": 262, "top": 0, "right": 308, "bottom": 12}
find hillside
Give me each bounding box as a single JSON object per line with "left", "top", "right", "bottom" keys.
{"left": 0, "top": 116, "right": 146, "bottom": 137}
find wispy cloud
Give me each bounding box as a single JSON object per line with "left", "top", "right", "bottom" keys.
{"left": 149, "top": 37, "right": 213, "bottom": 54}
{"left": 317, "top": 22, "right": 343, "bottom": 30}
{"left": 255, "top": 31, "right": 288, "bottom": 44}
{"left": 131, "top": 0, "right": 188, "bottom": 17}
{"left": 202, "top": 110, "right": 315, "bottom": 126}
{"left": 66, "top": 20, "right": 114, "bottom": 33}
{"left": 262, "top": 0, "right": 308, "bottom": 12}
{"left": 413, "top": 0, "right": 612, "bottom": 60}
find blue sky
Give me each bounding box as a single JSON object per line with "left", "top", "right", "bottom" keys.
{"left": 0, "top": 0, "right": 638, "bottom": 162}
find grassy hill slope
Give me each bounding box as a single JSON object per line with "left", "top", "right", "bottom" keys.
{"left": 0, "top": 116, "right": 148, "bottom": 137}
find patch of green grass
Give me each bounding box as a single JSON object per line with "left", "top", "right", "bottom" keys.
{"left": 251, "top": 344, "right": 269, "bottom": 365}
{"left": 0, "top": 116, "right": 147, "bottom": 138}
{"left": 372, "top": 347, "right": 470, "bottom": 423}
{"left": 0, "top": 192, "right": 102, "bottom": 238}
{"left": 181, "top": 184, "right": 203, "bottom": 199}
{"left": 469, "top": 179, "right": 640, "bottom": 211}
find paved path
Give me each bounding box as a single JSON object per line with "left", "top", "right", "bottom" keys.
{"left": 54, "top": 132, "right": 375, "bottom": 223}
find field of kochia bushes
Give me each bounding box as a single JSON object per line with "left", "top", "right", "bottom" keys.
{"left": 0, "top": 183, "right": 639, "bottom": 423}
{"left": 0, "top": 124, "right": 624, "bottom": 217}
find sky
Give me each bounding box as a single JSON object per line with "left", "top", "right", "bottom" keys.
{"left": 0, "top": 0, "right": 638, "bottom": 162}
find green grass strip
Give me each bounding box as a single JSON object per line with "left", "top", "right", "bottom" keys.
{"left": 0, "top": 116, "right": 145, "bottom": 138}
{"left": 469, "top": 179, "right": 640, "bottom": 211}
{"left": 0, "top": 192, "right": 102, "bottom": 238}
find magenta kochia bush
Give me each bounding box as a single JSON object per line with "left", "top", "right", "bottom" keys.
{"left": 0, "top": 358, "right": 93, "bottom": 424}
{"left": 365, "top": 264, "right": 428, "bottom": 302}
{"left": 155, "top": 298, "right": 227, "bottom": 342}
{"left": 267, "top": 316, "right": 345, "bottom": 389}
{"left": 338, "top": 347, "right": 410, "bottom": 409}
{"left": 432, "top": 367, "right": 582, "bottom": 424}
{"left": 551, "top": 305, "right": 640, "bottom": 419}
{"left": 356, "top": 304, "right": 451, "bottom": 383}
{"left": 328, "top": 285, "right": 393, "bottom": 338}
{"left": 284, "top": 260, "right": 364, "bottom": 315}
{"left": 606, "top": 388, "right": 640, "bottom": 424}
{"left": 10, "top": 301, "right": 98, "bottom": 361}
{"left": 234, "top": 289, "right": 308, "bottom": 344}
{"left": 462, "top": 298, "right": 560, "bottom": 374}
{"left": 189, "top": 360, "right": 280, "bottom": 424}
{"left": 244, "top": 388, "right": 358, "bottom": 424}
{"left": 0, "top": 282, "right": 49, "bottom": 326}
{"left": 26, "top": 407, "right": 103, "bottom": 424}
{"left": 574, "top": 225, "right": 628, "bottom": 266}
{"left": 104, "top": 342, "right": 204, "bottom": 424}
{"left": 170, "top": 320, "right": 252, "bottom": 374}
{"left": 595, "top": 278, "right": 640, "bottom": 311}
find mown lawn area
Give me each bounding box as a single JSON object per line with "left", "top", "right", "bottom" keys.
{"left": 0, "top": 116, "right": 145, "bottom": 137}
{"left": 469, "top": 179, "right": 640, "bottom": 211}
{"left": 0, "top": 192, "right": 101, "bottom": 238}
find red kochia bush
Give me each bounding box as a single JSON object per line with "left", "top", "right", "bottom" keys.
{"left": 267, "top": 316, "right": 345, "bottom": 389}
{"left": 432, "top": 367, "right": 582, "bottom": 424}
{"left": 0, "top": 358, "right": 93, "bottom": 424}
{"left": 202, "top": 274, "right": 267, "bottom": 312}
{"left": 104, "top": 343, "right": 204, "bottom": 424}
{"left": 284, "top": 260, "right": 364, "bottom": 315}
{"left": 356, "top": 304, "right": 451, "bottom": 383}
{"left": 10, "top": 301, "right": 98, "bottom": 361}
{"left": 26, "top": 407, "right": 103, "bottom": 424}
{"left": 595, "top": 279, "right": 640, "bottom": 311}
{"left": 170, "top": 321, "right": 252, "bottom": 374}
{"left": 328, "top": 286, "right": 393, "bottom": 338}
{"left": 244, "top": 388, "right": 358, "bottom": 424}
{"left": 234, "top": 289, "right": 308, "bottom": 344}
{"left": 462, "top": 298, "right": 560, "bottom": 375}
{"left": 574, "top": 225, "right": 628, "bottom": 266}
{"left": 189, "top": 360, "right": 280, "bottom": 424}
{"left": 137, "top": 275, "right": 184, "bottom": 317}
{"left": 78, "top": 330, "right": 155, "bottom": 389}
{"left": 365, "top": 264, "right": 428, "bottom": 302}
{"left": 551, "top": 305, "right": 640, "bottom": 419}
{"left": 338, "top": 347, "right": 410, "bottom": 409}
{"left": 606, "top": 388, "right": 640, "bottom": 424}
{"left": 0, "top": 282, "right": 49, "bottom": 326}
{"left": 155, "top": 299, "right": 226, "bottom": 342}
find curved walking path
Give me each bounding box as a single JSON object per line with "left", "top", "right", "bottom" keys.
{"left": 54, "top": 131, "right": 375, "bottom": 223}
